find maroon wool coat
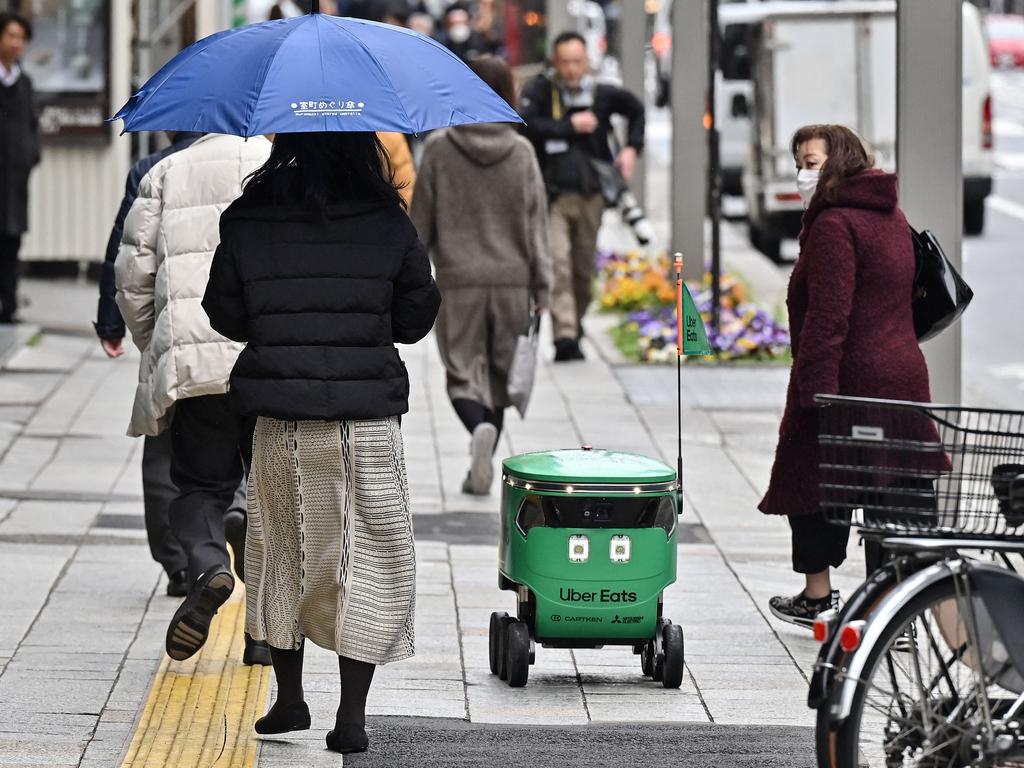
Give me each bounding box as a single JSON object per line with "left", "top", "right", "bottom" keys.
{"left": 759, "top": 170, "right": 933, "bottom": 517}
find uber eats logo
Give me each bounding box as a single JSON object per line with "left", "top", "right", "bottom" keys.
{"left": 559, "top": 587, "right": 638, "bottom": 604}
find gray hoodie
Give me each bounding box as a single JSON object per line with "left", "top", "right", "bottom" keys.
{"left": 411, "top": 123, "right": 551, "bottom": 307}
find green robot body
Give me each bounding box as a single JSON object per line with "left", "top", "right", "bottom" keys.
{"left": 490, "top": 449, "right": 685, "bottom": 688}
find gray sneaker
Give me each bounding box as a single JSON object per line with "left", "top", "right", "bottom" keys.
{"left": 466, "top": 423, "right": 498, "bottom": 495}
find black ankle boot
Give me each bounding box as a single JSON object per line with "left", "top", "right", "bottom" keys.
{"left": 254, "top": 700, "right": 310, "bottom": 735}
{"left": 326, "top": 723, "right": 369, "bottom": 754}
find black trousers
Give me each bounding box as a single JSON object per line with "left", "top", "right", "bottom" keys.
{"left": 169, "top": 394, "right": 253, "bottom": 584}
{"left": 451, "top": 398, "right": 506, "bottom": 447}
{"left": 788, "top": 512, "right": 889, "bottom": 576}
{"left": 788, "top": 511, "right": 851, "bottom": 575}
{"left": 0, "top": 234, "right": 21, "bottom": 321}
{"left": 142, "top": 431, "right": 187, "bottom": 577}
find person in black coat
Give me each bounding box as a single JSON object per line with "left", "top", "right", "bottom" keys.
{"left": 94, "top": 132, "right": 200, "bottom": 599}
{"left": 0, "top": 13, "right": 40, "bottom": 324}
{"left": 203, "top": 132, "right": 439, "bottom": 756}
{"left": 519, "top": 31, "right": 644, "bottom": 362}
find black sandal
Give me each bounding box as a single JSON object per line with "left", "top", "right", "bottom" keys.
{"left": 768, "top": 590, "right": 839, "bottom": 628}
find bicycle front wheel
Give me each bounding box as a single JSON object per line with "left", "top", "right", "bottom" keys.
{"left": 823, "top": 576, "right": 1023, "bottom": 768}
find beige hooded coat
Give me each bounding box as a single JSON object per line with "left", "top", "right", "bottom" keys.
{"left": 115, "top": 133, "right": 272, "bottom": 437}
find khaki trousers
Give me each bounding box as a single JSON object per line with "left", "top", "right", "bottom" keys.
{"left": 548, "top": 193, "right": 605, "bottom": 341}
{"left": 435, "top": 286, "right": 532, "bottom": 411}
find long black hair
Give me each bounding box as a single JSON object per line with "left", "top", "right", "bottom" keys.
{"left": 240, "top": 132, "right": 405, "bottom": 216}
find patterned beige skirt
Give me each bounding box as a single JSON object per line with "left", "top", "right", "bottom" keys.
{"left": 244, "top": 417, "right": 416, "bottom": 665}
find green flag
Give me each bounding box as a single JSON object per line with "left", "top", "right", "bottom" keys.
{"left": 679, "top": 282, "right": 713, "bottom": 357}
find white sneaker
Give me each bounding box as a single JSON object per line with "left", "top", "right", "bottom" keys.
{"left": 466, "top": 423, "right": 498, "bottom": 495}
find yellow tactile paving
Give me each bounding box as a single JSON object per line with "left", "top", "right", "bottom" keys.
{"left": 121, "top": 584, "right": 271, "bottom": 768}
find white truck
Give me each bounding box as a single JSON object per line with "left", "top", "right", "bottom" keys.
{"left": 737, "top": 0, "right": 993, "bottom": 261}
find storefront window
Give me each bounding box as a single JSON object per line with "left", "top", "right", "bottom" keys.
{"left": 11, "top": 0, "right": 112, "bottom": 143}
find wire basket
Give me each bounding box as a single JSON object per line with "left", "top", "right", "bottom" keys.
{"left": 817, "top": 395, "right": 1024, "bottom": 538}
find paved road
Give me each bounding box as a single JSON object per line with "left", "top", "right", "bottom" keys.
{"left": 965, "top": 69, "right": 1024, "bottom": 409}
{"left": 338, "top": 718, "right": 815, "bottom": 768}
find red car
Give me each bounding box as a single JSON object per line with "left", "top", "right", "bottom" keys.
{"left": 988, "top": 14, "right": 1024, "bottom": 69}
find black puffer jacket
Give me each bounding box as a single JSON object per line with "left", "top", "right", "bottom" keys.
{"left": 202, "top": 197, "right": 440, "bottom": 422}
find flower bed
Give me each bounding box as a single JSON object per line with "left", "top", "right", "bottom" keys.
{"left": 598, "top": 250, "right": 791, "bottom": 364}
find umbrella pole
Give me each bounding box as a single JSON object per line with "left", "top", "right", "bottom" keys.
{"left": 674, "top": 253, "right": 684, "bottom": 514}
{"left": 311, "top": 0, "right": 320, "bottom": 12}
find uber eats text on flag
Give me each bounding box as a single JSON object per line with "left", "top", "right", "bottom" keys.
{"left": 678, "top": 281, "right": 712, "bottom": 357}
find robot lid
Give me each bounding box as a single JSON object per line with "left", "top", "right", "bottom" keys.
{"left": 502, "top": 448, "right": 677, "bottom": 493}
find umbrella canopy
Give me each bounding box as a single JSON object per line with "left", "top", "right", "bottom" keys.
{"left": 113, "top": 12, "right": 521, "bottom": 136}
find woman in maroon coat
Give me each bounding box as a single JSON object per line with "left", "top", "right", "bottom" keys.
{"left": 762, "top": 125, "right": 934, "bottom": 628}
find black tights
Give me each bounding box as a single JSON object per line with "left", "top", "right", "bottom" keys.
{"left": 452, "top": 398, "right": 505, "bottom": 446}
{"left": 269, "top": 642, "right": 376, "bottom": 727}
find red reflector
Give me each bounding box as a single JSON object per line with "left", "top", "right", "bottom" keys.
{"left": 813, "top": 619, "right": 829, "bottom": 643}
{"left": 983, "top": 94, "right": 993, "bottom": 151}
{"left": 775, "top": 192, "right": 802, "bottom": 202}
{"left": 839, "top": 624, "right": 862, "bottom": 653}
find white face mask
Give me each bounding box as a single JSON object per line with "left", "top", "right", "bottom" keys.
{"left": 796, "top": 168, "right": 821, "bottom": 209}
{"left": 448, "top": 23, "right": 471, "bottom": 44}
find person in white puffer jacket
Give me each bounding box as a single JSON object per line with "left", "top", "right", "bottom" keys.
{"left": 115, "top": 132, "right": 271, "bottom": 665}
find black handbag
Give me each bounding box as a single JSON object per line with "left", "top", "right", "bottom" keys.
{"left": 910, "top": 227, "right": 973, "bottom": 342}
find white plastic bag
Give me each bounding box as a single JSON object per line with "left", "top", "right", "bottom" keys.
{"left": 507, "top": 313, "right": 541, "bottom": 418}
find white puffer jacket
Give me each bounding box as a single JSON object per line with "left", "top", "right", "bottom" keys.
{"left": 115, "top": 134, "right": 271, "bottom": 437}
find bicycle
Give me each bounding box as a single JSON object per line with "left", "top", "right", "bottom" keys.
{"left": 807, "top": 395, "right": 1024, "bottom": 768}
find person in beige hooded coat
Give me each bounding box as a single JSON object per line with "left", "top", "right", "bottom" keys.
{"left": 116, "top": 132, "right": 271, "bottom": 664}
{"left": 411, "top": 57, "right": 550, "bottom": 496}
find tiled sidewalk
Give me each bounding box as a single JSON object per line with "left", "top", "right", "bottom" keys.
{"left": 0, "top": 279, "right": 866, "bottom": 767}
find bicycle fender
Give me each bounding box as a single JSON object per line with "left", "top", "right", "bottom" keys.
{"left": 829, "top": 561, "right": 958, "bottom": 724}
{"left": 827, "top": 561, "right": 1011, "bottom": 729}
{"left": 808, "top": 561, "right": 910, "bottom": 710}
{"left": 972, "top": 567, "right": 1024, "bottom": 676}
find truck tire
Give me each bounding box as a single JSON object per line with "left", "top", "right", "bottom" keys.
{"left": 964, "top": 196, "right": 986, "bottom": 236}
{"left": 750, "top": 222, "right": 782, "bottom": 262}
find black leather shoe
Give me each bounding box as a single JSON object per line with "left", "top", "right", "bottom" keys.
{"left": 166, "top": 569, "right": 189, "bottom": 598}
{"left": 165, "top": 565, "right": 234, "bottom": 661}
{"left": 326, "top": 723, "right": 369, "bottom": 754}
{"left": 224, "top": 509, "right": 246, "bottom": 582}
{"left": 553, "top": 338, "right": 585, "bottom": 362}
{"left": 255, "top": 700, "right": 310, "bottom": 735}
{"left": 243, "top": 633, "right": 272, "bottom": 666}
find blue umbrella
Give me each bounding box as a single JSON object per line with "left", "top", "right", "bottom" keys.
{"left": 112, "top": 9, "right": 521, "bottom": 136}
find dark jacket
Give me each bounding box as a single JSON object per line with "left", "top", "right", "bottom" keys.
{"left": 519, "top": 72, "right": 644, "bottom": 198}
{"left": 95, "top": 133, "right": 201, "bottom": 340}
{"left": 759, "top": 171, "right": 934, "bottom": 517}
{"left": 203, "top": 195, "right": 441, "bottom": 422}
{"left": 0, "top": 72, "right": 40, "bottom": 237}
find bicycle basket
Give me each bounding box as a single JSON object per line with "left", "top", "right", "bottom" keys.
{"left": 817, "top": 395, "right": 1024, "bottom": 538}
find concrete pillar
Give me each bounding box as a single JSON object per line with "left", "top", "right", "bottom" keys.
{"left": 897, "top": 0, "right": 962, "bottom": 404}
{"left": 671, "top": 0, "right": 706, "bottom": 281}
{"left": 619, "top": 3, "right": 647, "bottom": 207}
{"left": 546, "top": 0, "right": 571, "bottom": 49}
{"left": 195, "top": 0, "right": 220, "bottom": 37}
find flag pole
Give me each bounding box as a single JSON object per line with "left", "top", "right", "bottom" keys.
{"left": 674, "top": 253, "right": 684, "bottom": 513}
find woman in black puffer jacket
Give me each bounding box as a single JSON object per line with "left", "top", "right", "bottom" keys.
{"left": 203, "top": 132, "right": 440, "bottom": 755}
